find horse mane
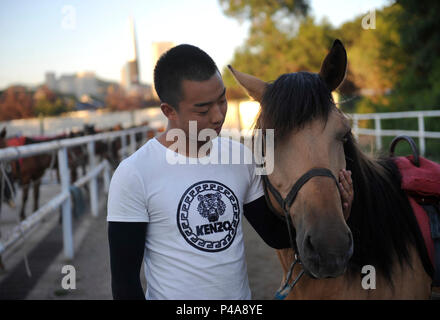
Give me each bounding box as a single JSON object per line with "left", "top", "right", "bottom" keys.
{"left": 344, "top": 133, "right": 433, "bottom": 286}
{"left": 255, "top": 71, "right": 433, "bottom": 287}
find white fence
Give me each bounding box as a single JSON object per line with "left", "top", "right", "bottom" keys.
{"left": 350, "top": 110, "right": 440, "bottom": 155}
{"left": 0, "top": 125, "right": 155, "bottom": 260}
{"left": 0, "top": 108, "right": 167, "bottom": 137}
{"left": 1, "top": 108, "right": 439, "bottom": 260}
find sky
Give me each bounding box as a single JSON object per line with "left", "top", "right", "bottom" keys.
{"left": 0, "top": 0, "right": 390, "bottom": 90}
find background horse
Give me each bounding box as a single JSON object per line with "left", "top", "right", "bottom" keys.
{"left": 230, "top": 40, "right": 434, "bottom": 299}
{"left": 0, "top": 127, "right": 56, "bottom": 221}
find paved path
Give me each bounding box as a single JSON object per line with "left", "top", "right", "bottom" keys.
{"left": 1, "top": 189, "right": 282, "bottom": 300}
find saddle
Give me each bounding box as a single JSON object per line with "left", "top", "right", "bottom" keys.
{"left": 6, "top": 136, "right": 27, "bottom": 167}
{"left": 390, "top": 136, "right": 440, "bottom": 286}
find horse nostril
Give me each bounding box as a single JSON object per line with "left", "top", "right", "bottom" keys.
{"left": 305, "top": 234, "right": 315, "bottom": 253}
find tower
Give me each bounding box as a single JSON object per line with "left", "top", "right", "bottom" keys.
{"left": 121, "top": 18, "right": 140, "bottom": 90}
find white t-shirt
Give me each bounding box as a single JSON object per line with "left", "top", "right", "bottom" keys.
{"left": 107, "top": 136, "right": 264, "bottom": 300}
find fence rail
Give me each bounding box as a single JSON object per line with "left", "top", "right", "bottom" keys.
{"left": 350, "top": 110, "right": 440, "bottom": 155}
{"left": 0, "top": 125, "right": 155, "bottom": 260}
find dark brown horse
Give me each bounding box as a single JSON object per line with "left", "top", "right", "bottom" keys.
{"left": 0, "top": 127, "right": 56, "bottom": 221}
{"left": 82, "top": 124, "right": 125, "bottom": 169}
{"left": 229, "top": 40, "right": 434, "bottom": 299}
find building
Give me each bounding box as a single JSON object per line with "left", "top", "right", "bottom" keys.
{"left": 151, "top": 41, "right": 175, "bottom": 100}
{"left": 43, "top": 71, "right": 118, "bottom": 106}
{"left": 45, "top": 72, "right": 56, "bottom": 91}
{"left": 76, "top": 71, "right": 98, "bottom": 99}
{"left": 57, "top": 74, "right": 76, "bottom": 95}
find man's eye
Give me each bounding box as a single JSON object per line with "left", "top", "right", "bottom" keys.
{"left": 198, "top": 110, "right": 208, "bottom": 115}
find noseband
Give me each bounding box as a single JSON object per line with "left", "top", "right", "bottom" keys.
{"left": 259, "top": 133, "right": 340, "bottom": 299}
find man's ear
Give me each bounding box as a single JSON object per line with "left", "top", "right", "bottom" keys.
{"left": 160, "top": 103, "right": 178, "bottom": 120}
{"left": 319, "top": 39, "right": 347, "bottom": 92}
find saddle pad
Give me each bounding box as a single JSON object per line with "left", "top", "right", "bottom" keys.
{"left": 6, "top": 136, "right": 26, "bottom": 147}
{"left": 394, "top": 155, "right": 440, "bottom": 198}
{"left": 393, "top": 156, "right": 440, "bottom": 281}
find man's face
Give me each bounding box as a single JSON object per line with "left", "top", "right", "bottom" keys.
{"left": 174, "top": 71, "right": 227, "bottom": 142}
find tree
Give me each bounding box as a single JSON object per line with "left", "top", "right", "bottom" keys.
{"left": 0, "top": 86, "right": 34, "bottom": 120}
{"left": 220, "top": 0, "right": 339, "bottom": 93}
{"left": 391, "top": 0, "right": 440, "bottom": 109}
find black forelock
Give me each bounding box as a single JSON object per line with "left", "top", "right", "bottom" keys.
{"left": 259, "top": 72, "right": 334, "bottom": 145}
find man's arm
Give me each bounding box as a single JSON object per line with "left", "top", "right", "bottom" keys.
{"left": 243, "top": 195, "right": 291, "bottom": 249}
{"left": 108, "top": 221, "right": 147, "bottom": 300}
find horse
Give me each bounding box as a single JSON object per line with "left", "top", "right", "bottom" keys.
{"left": 83, "top": 124, "right": 124, "bottom": 169}
{"left": 229, "top": 39, "right": 434, "bottom": 299}
{"left": 0, "top": 127, "right": 57, "bottom": 221}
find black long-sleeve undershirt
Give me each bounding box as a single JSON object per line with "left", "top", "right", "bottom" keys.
{"left": 243, "top": 195, "right": 291, "bottom": 249}
{"left": 108, "top": 221, "right": 147, "bottom": 300}
{"left": 107, "top": 195, "right": 291, "bottom": 300}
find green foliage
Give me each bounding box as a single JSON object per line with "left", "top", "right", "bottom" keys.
{"left": 220, "top": 0, "right": 440, "bottom": 158}
{"left": 219, "top": 0, "right": 309, "bottom": 21}
{"left": 221, "top": 0, "right": 440, "bottom": 111}
{"left": 34, "top": 98, "right": 73, "bottom": 116}
{"left": 222, "top": 16, "right": 337, "bottom": 91}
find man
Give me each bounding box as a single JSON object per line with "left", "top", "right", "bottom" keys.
{"left": 107, "top": 44, "right": 353, "bottom": 299}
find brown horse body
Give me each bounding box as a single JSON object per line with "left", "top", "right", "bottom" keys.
{"left": 230, "top": 40, "right": 434, "bottom": 299}
{"left": 276, "top": 246, "right": 431, "bottom": 299}
{"left": 0, "top": 133, "right": 55, "bottom": 220}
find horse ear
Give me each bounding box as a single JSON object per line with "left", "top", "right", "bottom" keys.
{"left": 227, "top": 65, "right": 267, "bottom": 103}
{"left": 319, "top": 39, "right": 347, "bottom": 92}
{"left": 1, "top": 127, "right": 6, "bottom": 138}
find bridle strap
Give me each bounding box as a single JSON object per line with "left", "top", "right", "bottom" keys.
{"left": 264, "top": 168, "right": 339, "bottom": 213}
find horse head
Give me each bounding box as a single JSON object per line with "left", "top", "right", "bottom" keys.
{"left": 230, "top": 40, "right": 354, "bottom": 279}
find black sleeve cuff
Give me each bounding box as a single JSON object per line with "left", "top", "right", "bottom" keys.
{"left": 243, "top": 195, "right": 291, "bottom": 249}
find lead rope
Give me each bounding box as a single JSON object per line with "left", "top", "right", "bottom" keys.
{"left": 274, "top": 254, "right": 305, "bottom": 300}
{"left": 273, "top": 205, "right": 305, "bottom": 300}
{"left": 259, "top": 131, "right": 305, "bottom": 300}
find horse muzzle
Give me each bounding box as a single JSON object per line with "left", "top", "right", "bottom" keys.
{"left": 299, "top": 230, "right": 354, "bottom": 279}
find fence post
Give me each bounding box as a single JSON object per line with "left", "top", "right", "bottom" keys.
{"left": 38, "top": 113, "right": 44, "bottom": 136}
{"left": 58, "top": 147, "right": 74, "bottom": 260}
{"left": 121, "top": 133, "right": 127, "bottom": 159}
{"left": 374, "top": 115, "right": 382, "bottom": 151}
{"left": 418, "top": 113, "right": 426, "bottom": 156}
{"left": 103, "top": 160, "right": 111, "bottom": 194}
{"left": 87, "top": 141, "right": 99, "bottom": 217}
{"left": 142, "top": 130, "right": 147, "bottom": 145}
{"left": 130, "top": 131, "right": 136, "bottom": 155}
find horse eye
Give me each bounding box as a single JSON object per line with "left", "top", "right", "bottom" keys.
{"left": 341, "top": 132, "right": 349, "bottom": 143}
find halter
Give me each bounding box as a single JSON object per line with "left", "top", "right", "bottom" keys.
{"left": 259, "top": 131, "right": 340, "bottom": 299}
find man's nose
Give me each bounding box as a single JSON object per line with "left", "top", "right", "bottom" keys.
{"left": 211, "top": 103, "right": 225, "bottom": 124}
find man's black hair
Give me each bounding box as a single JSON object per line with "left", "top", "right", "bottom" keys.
{"left": 153, "top": 44, "right": 219, "bottom": 111}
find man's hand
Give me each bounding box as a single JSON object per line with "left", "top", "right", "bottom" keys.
{"left": 338, "top": 169, "right": 353, "bottom": 219}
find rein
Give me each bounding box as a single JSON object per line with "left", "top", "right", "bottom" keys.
{"left": 259, "top": 131, "right": 340, "bottom": 299}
